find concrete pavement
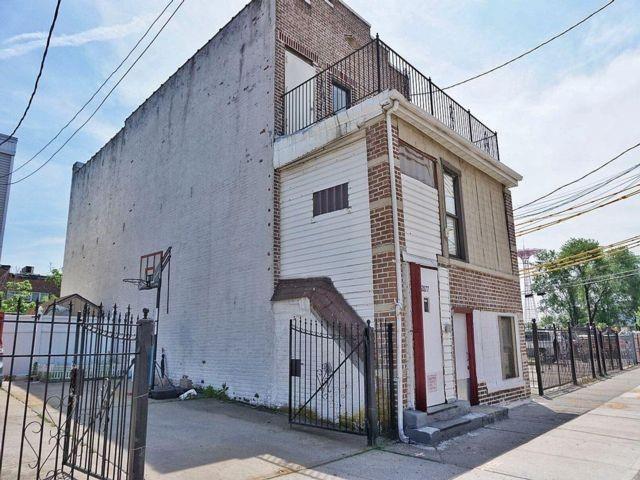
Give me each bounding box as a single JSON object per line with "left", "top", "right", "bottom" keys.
{"left": 142, "top": 367, "right": 640, "bottom": 480}
{"left": 2, "top": 367, "right": 639, "bottom": 479}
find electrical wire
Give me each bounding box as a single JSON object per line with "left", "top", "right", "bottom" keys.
{"left": 516, "top": 179, "right": 640, "bottom": 227}
{"left": 516, "top": 186, "right": 640, "bottom": 236}
{"left": 515, "top": 165, "right": 640, "bottom": 220}
{"left": 520, "top": 234, "right": 640, "bottom": 276}
{"left": 443, "top": 0, "right": 615, "bottom": 90}
{"left": 1, "top": 0, "right": 177, "bottom": 179}
{"left": 4, "top": 0, "right": 186, "bottom": 187}
{"left": 0, "top": 0, "right": 62, "bottom": 148}
{"left": 515, "top": 140, "right": 640, "bottom": 211}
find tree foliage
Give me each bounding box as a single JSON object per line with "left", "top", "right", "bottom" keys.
{"left": 1, "top": 280, "right": 36, "bottom": 313}
{"left": 47, "top": 267, "right": 62, "bottom": 289}
{"left": 532, "top": 238, "right": 640, "bottom": 327}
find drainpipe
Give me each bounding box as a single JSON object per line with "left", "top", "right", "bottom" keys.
{"left": 383, "top": 98, "right": 408, "bottom": 442}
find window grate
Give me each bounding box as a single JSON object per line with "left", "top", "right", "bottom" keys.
{"left": 313, "top": 183, "right": 349, "bottom": 217}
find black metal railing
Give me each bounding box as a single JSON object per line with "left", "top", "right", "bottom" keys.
{"left": 288, "top": 317, "right": 394, "bottom": 444}
{"left": 281, "top": 36, "right": 500, "bottom": 161}
{"left": 0, "top": 299, "right": 153, "bottom": 480}
{"left": 527, "top": 319, "right": 639, "bottom": 395}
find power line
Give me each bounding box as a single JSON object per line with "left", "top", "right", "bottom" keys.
{"left": 5, "top": 0, "right": 186, "bottom": 187}
{"left": 515, "top": 140, "right": 640, "bottom": 212}
{"left": 1, "top": 0, "right": 177, "bottom": 180}
{"left": 520, "top": 234, "right": 640, "bottom": 276}
{"left": 516, "top": 179, "right": 640, "bottom": 227}
{"left": 0, "top": 0, "right": 62, "bottom": 148}
{"left": 535, "top": 269, "right": 640, "bottom": 292}
{"left": 516, "top": 186, "right": 640, "bottom": 236}
{"left": 443, "top": 0, "right": 615, "bottom": 90}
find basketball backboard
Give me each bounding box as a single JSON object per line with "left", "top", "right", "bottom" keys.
{"left": 139, "top": 251, "right": 163, "bottom": 290}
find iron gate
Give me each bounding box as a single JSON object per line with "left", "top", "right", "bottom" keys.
{"left": 288, "top": 318, "right": 394, "bottom": 445}
{"left": 0, "top": 300, "right": 153, "bottom": 480}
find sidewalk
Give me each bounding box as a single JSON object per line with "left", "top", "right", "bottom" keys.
{"left": 280, "top": 367, "right": 640, "bottom": 480}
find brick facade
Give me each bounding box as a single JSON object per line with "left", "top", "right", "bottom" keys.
{"left": 274, "top": 0, "right": 371, "bottom": 134}
{"left": 477, "top": 382, "right": 528, "bottom": 405}
{"left": 448, "top": 263, "right": 530, "bottom": 404}
{"left": 365, "top": 119, "right": 411, "bottom": 405}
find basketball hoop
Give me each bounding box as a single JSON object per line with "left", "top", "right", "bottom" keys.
{"left": 122, "top": 249, "right": 169, "bottom": 291}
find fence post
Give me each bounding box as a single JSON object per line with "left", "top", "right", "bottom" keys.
{"left": 375, "top": 34, "right": 382, "bottom": 93}
{"left": 467, "top": 109, "right": 473, "bottom": 142}
{"left": 128, "top": 309, "right": 154, "bottom": 480}
{"left": 363, "top": 321, "right": 378, "bottom": 446}
{"left": 552, "top": 324, "right": 561, "bottom": 386}
{"left": 586, "top": 323, "right": 597, "bottom": 378}
{"left": 599, "top": 330, "right": 608, "bottom": 376}
{"left": 386, "top": 322, "right": 395, "bottom": 437}
{"left": 428, "top": 77, "right": 434, "bottom": 115}
{"left": 614, "top": 330, "right": 624, "bottom": 370}
{"left": 531, "top": 319, "right": 544, "bottom": 396}
{"left": 567, "top": 323, "right": 578, "bottom": 385}
{"left": 591, "top": 321, "right": 603, "bottom": 376}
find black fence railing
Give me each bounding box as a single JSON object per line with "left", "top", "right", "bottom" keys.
{"left": 281, "top": 36, "right": 500, "bottom": 162}
{"left": 0, "top": 299, "right": 154, "bottom": 480}
{"left": 288, "top": 317, "right": 394, "bottom": 444}
{"left": 527, "top": 319, "right": 639, "bottom": 395}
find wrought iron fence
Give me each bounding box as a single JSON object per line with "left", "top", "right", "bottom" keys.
{"left": 527, "top": 319, "right": 639, "bottom": 395}
{"left": 281, "top": 36, "right": 500, "bottom": 162}
{"left": 0, "top": 299, "right": 154, "bottom": 480}
{"left": 288, "top": 317, "right": 393, "bottom": 444}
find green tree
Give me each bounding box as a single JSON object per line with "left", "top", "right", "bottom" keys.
{"left": 1, "top": 280, "right": 36, "bottom": 313}
{"left": 47, "top": 266, "right": 62, "bottom": 289}
{"left": 533, "top": 238, "right": 640, "bottom": 327}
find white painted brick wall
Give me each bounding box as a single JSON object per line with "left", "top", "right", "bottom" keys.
{"left": 61, "top": 0, "right": 283, "bottom": 405}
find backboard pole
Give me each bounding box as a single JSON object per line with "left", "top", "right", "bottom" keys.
{"left": 151, "top": 277, "right": 162, "bottom": 392}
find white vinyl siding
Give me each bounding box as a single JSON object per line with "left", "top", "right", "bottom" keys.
{"left": 280, "top": 139, "right": 374, "bottom": 321}
{"left": 402, "top": 174, "right": 442, "bottom": 261}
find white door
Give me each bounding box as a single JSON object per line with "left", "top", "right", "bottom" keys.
{"left": 453, "top": 312, "right": 470, "bottom": 402}
{"left": 284, "top": 50, "right": 315, "bottom": 133}
{"left": 421, "top": 267, "right": 446, "bottom": 407}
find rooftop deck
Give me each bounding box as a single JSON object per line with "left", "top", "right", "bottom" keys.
{"left": 280, "top": 37, "right": 500, "bottom": 162}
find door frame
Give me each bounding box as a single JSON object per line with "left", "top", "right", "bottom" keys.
{"left": 410, "top": 263, "right": 427, "bottom": 411}
{"left": 453, "top": 307, "right": 479, "bottom": 405}
{"left": 410, "top": 262, "right": 446, "bottom": 410}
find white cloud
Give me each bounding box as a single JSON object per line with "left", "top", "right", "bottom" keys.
{"left": 0, "top": 15, "right": 151, "bottom": 59}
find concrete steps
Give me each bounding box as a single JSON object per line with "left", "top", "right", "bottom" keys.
{"left": 404, "top": 401, "right": 508, "bottom": 445}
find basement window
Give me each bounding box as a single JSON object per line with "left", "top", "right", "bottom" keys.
{"left": 498, "top": 316, "right": 518, "bottom": 380}
{"left": 313, "top": 183, "right": 349, "bottom": 217}
{"left": 332, "top": 83, "right": 351, "bottom": 113}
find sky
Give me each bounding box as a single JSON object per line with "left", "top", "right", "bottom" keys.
{"left": 0, "top": 0, "right": 639, "bottom": 274}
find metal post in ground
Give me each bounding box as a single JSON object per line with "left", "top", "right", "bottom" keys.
{"left": 599, "top": 330, "right": 608, "bottom": 376}
{"left": 386, "top": 322, "right": 395, "bottom": 437}
{"left": 586, "top": 324, "right": 597, "bottom": 378}
{"left": 615, "top": 330, "right": 624, "bottom": 370}
{"left": 552, "top": 324, "right": 561, "bottom": 386}
{"left": 128, "top": 309, "right": 154, "bottom": 480}
{"left": 531, "top": 319, "right": 544, "bottom": 396}
{"left": 591, "top": 321, "right": 603, "bottom": 376}
{"left": 363, "top": 321, "right": 378, "bottom": 446}
{"left": 567, "top": 323, "right": 578, "bottom": 385}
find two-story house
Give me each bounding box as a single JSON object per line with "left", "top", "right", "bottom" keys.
{"left": 61, "top": 0, "right": 527, "bottom": 440}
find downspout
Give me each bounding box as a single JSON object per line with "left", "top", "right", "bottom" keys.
{"left": 383, "top": 98, "right": 408, "bottom": 442}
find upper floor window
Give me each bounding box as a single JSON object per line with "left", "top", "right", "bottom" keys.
{"left": 444, "top": 170, "right": 464, "bottom": 259}
{"left": 332, "top": 83, "right": 351, "bottom": 113}
{"left": 313, "top": 183, "right": 349, "bottom": 217}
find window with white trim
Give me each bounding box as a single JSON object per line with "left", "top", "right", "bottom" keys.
{"left": 443, "top": 170, "right": 464, "bottom": 259}
{"left": 498, "top": 316, "right": 518, "bottom": 379}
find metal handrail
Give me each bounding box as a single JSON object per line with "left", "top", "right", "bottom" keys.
{"left": 280, "top": 36, "right": 500, "bottom": 161}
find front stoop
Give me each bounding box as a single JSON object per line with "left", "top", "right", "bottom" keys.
{"left": 404, "top": 402, "right": 508, "bottom": 445}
